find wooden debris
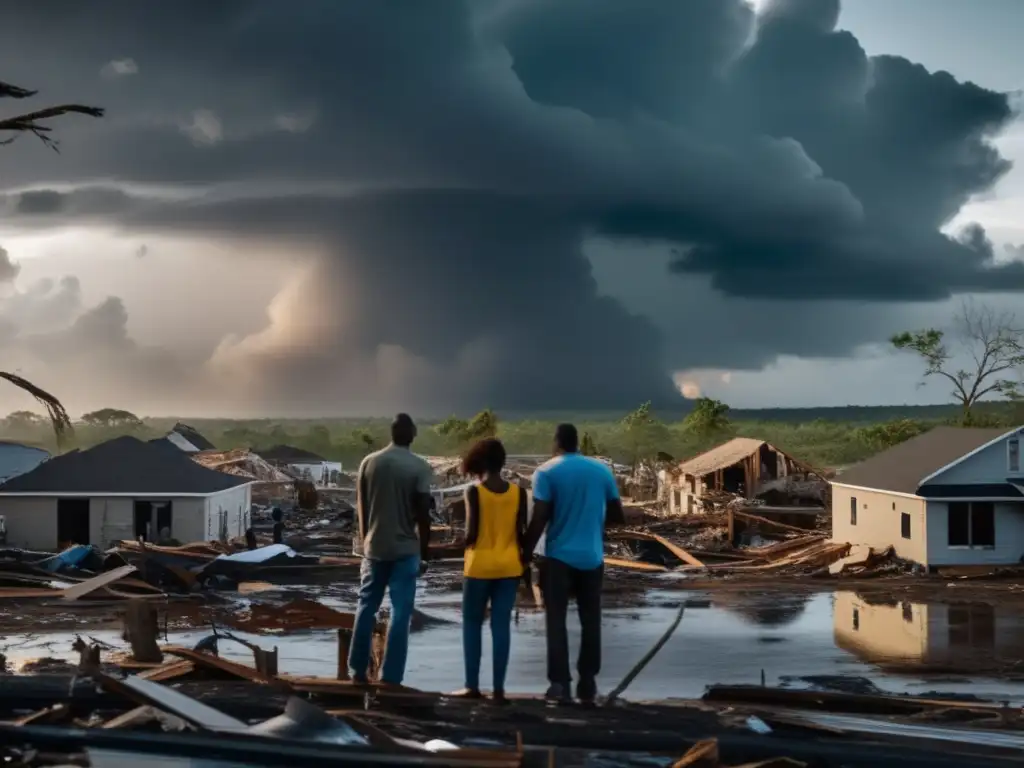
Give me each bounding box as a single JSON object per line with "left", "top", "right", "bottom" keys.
{"left": 124, "top": 600, "right": 163, "bottom": 663}
{"left": 672, "top": 738, "right": 719, "bottom": 767}
{"left": 730, "top": 511, "right": 810, "bottom": 535}
{"left": 603, "top": 556, "right": 668, "bottom": 572}
{"left": 60, "top": 565, "right": 137, "bottom": 601}
{"left": 608, "top": 530, "right": 706, "bottom": 568}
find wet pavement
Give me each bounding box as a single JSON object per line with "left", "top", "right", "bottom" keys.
{"left": 4, "top": 568, "right": 1024, "bottom": 702}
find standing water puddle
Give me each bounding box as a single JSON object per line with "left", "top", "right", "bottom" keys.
{"left": 4, "top": 588, "right": 1024, "bottom": 702}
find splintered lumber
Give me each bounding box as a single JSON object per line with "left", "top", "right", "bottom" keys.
{"left": 672, "top": 738, "right": 719, "bottom": 767}
{"left": 827, "top": 544, "right": 892, "bottom": 576}
{"left": 609, "top": 531, "right": 706, "bottom": 568}
{"left": 60, "top": 565, "right": 137, "bottom": 600}
{"left": 731, "top": 511, "right": 811, "bottom": 535}
{"left": 100, "top": 673, "right": 250, "bottom": 733}
{"left": 744, "top": 534, "right": 825, "bottom": 560}
{"left": 703, "top": 685, "right": 1010, "bottom": 717}
{"left": 162, "top": 646, "right": 277, "bottom": 683}
{"left": 137, "top": 659, "right": 195, "bottom": 682}
{"left": 603, "top": 556, "right": 668, "bottom": 572}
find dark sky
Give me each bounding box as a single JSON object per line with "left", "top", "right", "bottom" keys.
{"left": 0, "top": 0, "right": 1021, "bottom": 416}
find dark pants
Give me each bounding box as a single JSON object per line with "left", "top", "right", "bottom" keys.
{"left": 542, "top": 557, "right": 603, "bottom": 687}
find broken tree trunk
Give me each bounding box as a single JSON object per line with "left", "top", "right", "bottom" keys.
{"left": 124, "top": 600, "right": 163, "bottom": 663}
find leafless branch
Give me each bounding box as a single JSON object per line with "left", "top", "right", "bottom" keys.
{"left": 0, "top": 79, "right": 104, "bottom": 152}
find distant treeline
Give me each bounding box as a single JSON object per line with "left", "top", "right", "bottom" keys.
{"left": 3, "top": 400, "right": 1020, "bottom": 472}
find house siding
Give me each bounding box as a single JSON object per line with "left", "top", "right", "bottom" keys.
{"left": 928, "top": 428, "right": 1024, "bottom": 486}
{"left": 924, "top": 500, "right": 1024, "bottom": 566}
{"left": 0, "top": 487, "right": 251, "bottom": 551}
{"left": 831, "top": 485, "right": 928, "bottom": 565}
{"left": 0, "top": 497, "right": 56, "bottom": 550}
{"left": 204, "top": 485, "right": 251, "bottom": 542}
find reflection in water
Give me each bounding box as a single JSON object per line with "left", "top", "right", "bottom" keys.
{"left": 833, "top": 592, "right": 1024, "bottom": 674}
{"left": 714, "top": 592, "right": 811, "bottom": 627}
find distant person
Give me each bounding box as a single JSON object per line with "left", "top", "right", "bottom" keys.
{"left": 348, "top": 413, "right": 433, "bottom": 686}
{"left": 271, "top": 507, "right": 285, "bottom": 544}
{"left": 453, "top": 438, "right": 526, "bottom": 704}
{"left": 245, "top": 528, "right": 258, "bottom": 551}
{"left": 523, "top": 423, "right": 623, "bottom": 705}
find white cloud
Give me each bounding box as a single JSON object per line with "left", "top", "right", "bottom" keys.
{"left": 182, "top": 110, "right": 224, "bottom": 146}
{"left": 100, "top": 58, "right": 139, "bottom": 78}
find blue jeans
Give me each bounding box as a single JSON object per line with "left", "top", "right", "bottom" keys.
{"left": 462, "top": 577, "right": 519, "bottom": 692}
{"left": 348, "top": 554, "right": 419, "bottom": 684}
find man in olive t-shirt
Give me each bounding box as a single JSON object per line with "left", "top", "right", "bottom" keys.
{"left": 348, "top": 413, "right": 433, "bottom": 685}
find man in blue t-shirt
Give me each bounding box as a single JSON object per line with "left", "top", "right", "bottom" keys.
{"left": 523, "top": 423, "right": 623, "bottom": 704}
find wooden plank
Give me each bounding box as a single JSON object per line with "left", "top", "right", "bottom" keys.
{"left": 112, "top": 674, "right": 250, "bottom": 733}
{"left": 608, "top": 531, "right": 705, "bottom": 568}
{"left": 60, "top": 565, "right": 137, "bottom": 601}
{"left": 731, "top": 511, "right": 809, "bottom": 535}
{"left": 672, "top": 738, "right": 718, "bottom": 767}
{"left": 161, "top": 646, "right": 275, "bottom": 683}
{"left": 603, "top": 556, "right": 668, "bottom": 572}
{"left": 137, "top": 660, "right": 195, "bottom": 682}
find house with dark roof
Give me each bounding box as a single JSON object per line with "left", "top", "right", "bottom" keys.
{"left": 150, "top": 422, "right": 216, "bottom": 454}
{"left": 255, "top": 444, "right": 343, "bottom": 488}
{"left": 0, "top": 436, "right": 252, "bottom": 551}
{"left": 832, "top": 426, "right": 1024, "bottom": 568}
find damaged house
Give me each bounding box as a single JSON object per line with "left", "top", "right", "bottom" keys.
{"left": 257, "top": 445, "right": 343, "bottom": 488}
{"left": 150, "top": 422, "right": 217, "bottom": 454}
{"left": 0, "top": 436, "right": 253, "bottom": 551}
{"left": 659, "top": 437, "right": 825, "bottom": 515}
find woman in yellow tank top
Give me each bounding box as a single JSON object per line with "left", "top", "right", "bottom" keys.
{"left": 453, "top": 438, "right": 526, "bottom": 703}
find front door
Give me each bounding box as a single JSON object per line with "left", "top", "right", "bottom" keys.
{"left": 56, "top": 498, "right": 91, "bottom": 547}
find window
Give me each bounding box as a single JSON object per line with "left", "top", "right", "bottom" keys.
{"left": 1010, "top": 438, "right": 1020, "bottom": 473}
{"left": 852, "top": 608, "right": 859, "bottom": 631}
{"left": 850, "top": 497, "right": 857, "bottom": 526}
{"left": 901, "top": 512, "right": 911, "bottom": 539}
{"left": 902, "top": 602, "right": 913, "bottom": 623}
{"left": 947, "top": 502, "right": 995, "bottom": 548}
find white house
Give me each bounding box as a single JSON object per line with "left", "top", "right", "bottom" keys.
{"left": 0, "top": 436, "right": 253, "bottom": 551}
{"left": 831, "top": 426, "right": 1024, "bottom": 568}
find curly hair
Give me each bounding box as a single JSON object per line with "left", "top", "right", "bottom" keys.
{"left": 462, "top": 437, "right": 506, "bottom": 476}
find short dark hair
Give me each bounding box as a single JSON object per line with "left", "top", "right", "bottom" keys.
{"left": 462, "top": 437, "right": 506, "bottom": 476}
{"left": 391, "top": 413, "right": 417, "bottom": 446}
{"left": 555, "top": 423, "right": 579, "bottom": 453}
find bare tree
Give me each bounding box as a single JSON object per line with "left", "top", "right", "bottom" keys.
{"left": 891, "top": 300, "right": 1024, "bottom": 425}
{"left": 1, "top": 79, "right": 103, "bottom": 150}
{"left": 0, "top": 79, "right": 101, "bottom": 444}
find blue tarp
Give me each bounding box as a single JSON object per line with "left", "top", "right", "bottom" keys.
{"left": 38, "top": 544, "right": 94, "bottom": 572}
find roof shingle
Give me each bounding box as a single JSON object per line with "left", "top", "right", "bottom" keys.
{"left": 0, "top": 436, "right": 249, "bottom": 495}
{"left": 834, "top": 426, "right": 1010, "bottom": 495}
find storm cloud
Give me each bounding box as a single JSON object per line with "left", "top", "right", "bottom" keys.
{"left": 0, "top": 0, "right": 1020, "bottom": 414}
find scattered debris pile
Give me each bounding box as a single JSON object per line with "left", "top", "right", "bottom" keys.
{"left": 0, "top": 630, "right": 1015, "bottom": 767}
